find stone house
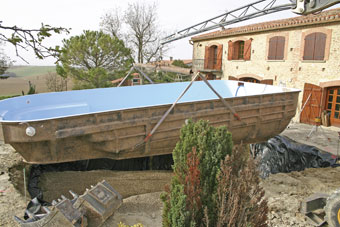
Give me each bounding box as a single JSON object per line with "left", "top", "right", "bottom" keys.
{"left": 191, "top": 8, "right": 340, "bottom": 127}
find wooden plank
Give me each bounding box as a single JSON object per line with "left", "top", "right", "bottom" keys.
{"left": 276, "top": 36, "right": 285, "bottom": 60}
{"left": 314, "top": 32, "right": 326, "bottom": 60}
{"left": 215, "top": 44, "right": 223, "bottom": 70}
{"left": 204, "top": 46, "right": 209, "bottom": 69}
{"left": 303, "top": 33, "right": 316, "bottom": 60}
{"left": 228, "top": 41, "right": 233, "bottom": 60}
{"left": 244, "top": 39, "right": 252, "bottom": 60}
{"left": 268, "top": 36, "right": 277, "bottom": 60}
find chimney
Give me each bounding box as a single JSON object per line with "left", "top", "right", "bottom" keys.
{"left": 170, "top": 56, "right": 173, "bottom": 61}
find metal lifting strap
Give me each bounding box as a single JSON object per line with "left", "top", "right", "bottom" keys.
{"left": 144, "top": 72, "right": 242, "bottom": 143}
{"left": 118, "top": 65, "right": 154, "bottom": 87}
{"left": 199, "top": 73, "right": 242, "bottom": 121}
{"left": 298, "top": 93, "right": 312, "bottom": 117}
{"left": 143, "top": 72, "right": 200, "bottom": 142}
{"left": 117, "top": 67, "right": 134, "bottom": 87}
{"left": 133, "top": 66, "right": 154, "bottom": 84}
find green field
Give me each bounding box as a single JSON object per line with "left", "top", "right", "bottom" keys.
{"left": 8, "top": 66, "right": 56, "bottom": 77}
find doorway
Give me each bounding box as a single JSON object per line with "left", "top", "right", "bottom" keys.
{"left": 325, "top": 87, "right": 340, "bottom": 126}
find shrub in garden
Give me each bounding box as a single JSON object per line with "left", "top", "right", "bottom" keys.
{"left": 161, "top": 119, "right": 268, "bottom": 227}
{"left": 161, "top": 119, "right": 233, "bottom": 227}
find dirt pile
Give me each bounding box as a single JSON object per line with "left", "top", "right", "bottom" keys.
{"left": 103, "top": 192, "right": 163, "bottom": 226}
{"left": 3, "top": 139, "right": 340, "bottom": 226}
{"left": 262, "top": 167, "right": 340, "bottom": 226}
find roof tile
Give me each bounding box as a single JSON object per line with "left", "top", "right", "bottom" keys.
{"left": 192, "top": 8, "right": 340, "bottom": 41}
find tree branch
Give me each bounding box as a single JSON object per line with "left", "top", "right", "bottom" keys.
{"left": 0, "top": 21, "right": 69, "bottom": 62}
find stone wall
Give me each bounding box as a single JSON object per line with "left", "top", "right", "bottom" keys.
{"left": 192, "top": 22, "right": 340, "bottom": 118}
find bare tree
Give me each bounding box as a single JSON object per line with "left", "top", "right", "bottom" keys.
{"left": 100, "top": 8, "right": 122, "bottom": 39}
{"left": 45, "top": 72, "right": 69, "bottom": 92}
{"left": 124, "top": 2, "right": 158, "bottom": 63}
{"left": 100, "top": 2, "right": 167, "bottom": 64}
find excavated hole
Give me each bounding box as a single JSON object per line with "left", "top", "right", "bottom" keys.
{"left": 8, "top": 162, "right": 31, "bottom": 196}
{"left": 21, "top": 154, "right": 174, "bottom": 202}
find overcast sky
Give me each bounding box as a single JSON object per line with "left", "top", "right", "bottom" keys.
{"left": 1, "top": 0, "right": 305, "bottom": 65}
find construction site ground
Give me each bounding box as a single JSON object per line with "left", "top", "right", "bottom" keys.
{"left": 1, "top": 122, "right": 340, "bottom": 227}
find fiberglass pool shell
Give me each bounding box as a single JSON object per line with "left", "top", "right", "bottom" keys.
{"left": 0, "top": 80, "right": 300, "bottom": 164}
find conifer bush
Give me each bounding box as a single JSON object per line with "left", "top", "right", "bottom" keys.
{"left": 161, "top": 119, "right": 233, "bottom": 227}
{"left": 161, "top": 119, "right": 268, "bottom": 227}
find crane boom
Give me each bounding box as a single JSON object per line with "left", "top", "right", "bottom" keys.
{"left": 161, "top": 0, "right": 295, "bottom": 45}
{"left": 161, "top": 0, "right": 340, "bottom": 45}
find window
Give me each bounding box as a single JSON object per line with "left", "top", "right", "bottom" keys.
{"left": 239, "top": 77, "right": 259, "bottom": 83}
{"left": 326, "top": 87, "right": 340, "bottom": 126}
{"left": 303, "top": 32, "right": 326, "bottom": 60}
{"left": 204, "top": 44, "right": 223, "bottom": 70}
{"left": 238, "top": 77, "right": 273, "bottom": 85}
{"left": 213, "top": 46, "right": 218, "bottom": 65}
{"left": 132, "top": 78, "right": 141, "bottom": 85}
{"left": 228, "top": 39, "right": 252, "bottom": 61}
{"left": 235, "top": 41, "right": 245, "bottom": 59}
{"left": 268, "top": 36, "right": 285, "bottom": 60}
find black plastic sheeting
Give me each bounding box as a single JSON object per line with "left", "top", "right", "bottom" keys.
{"left": 252, "top": 135, "right": 338, "bottom": 179}
{"left": 28, "top": 155, "right": 173, "bottom": 201}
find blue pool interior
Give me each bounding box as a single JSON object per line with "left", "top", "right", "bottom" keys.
{"left": 0, "top": 80, "right": 299, "bottom": 122}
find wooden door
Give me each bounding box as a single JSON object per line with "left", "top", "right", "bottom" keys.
{"left": 300, "top": 83, "right": 323, "bottom": 125}
{"left": 325, "top": 87, "right": 340, "bottom": 126}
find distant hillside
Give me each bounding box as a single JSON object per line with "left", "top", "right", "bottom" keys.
{"left": 8, "top": 66, "right": 56, "bottom": 77}
{"left": 0, "top": 66, "right": 73, "bottom": 96}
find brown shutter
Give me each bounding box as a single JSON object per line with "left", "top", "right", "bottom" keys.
{"left": 303, "top": 33, "right": 316, "bottom": 60}
{"left": 314, "top": 32, "right": 326, "bottom": 60}
{"left": 204, "top": 46, "right": 209, "bottom": 69}
{"left": 208, "top": 47, "right": 215, "bottom": 69}
{"left": 243, "top": 39, "right": 252, "bottom": 60}
{"left": 300, "top": 83, "right": 323, "bottom": 125}
{"left": 228, "top": 41, "right": 233, "bottom": 60}
{"left": 228, "top": 76, "right": 238, "bottom": 81}
{"left": 215, "top": 44, "right": 223, "bottom": 70}
{"left": 276, "top": 36, "right": 285, "bottom": 60}
{"left": 268, "top": 37, "right": 277, "bottom": 60}
{"left": 260, "top": 79, "right": 274, "bottom": 85}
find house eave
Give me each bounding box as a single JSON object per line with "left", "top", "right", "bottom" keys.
{"left": 191, "top": 10, "right": 340, "bottom": 42}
